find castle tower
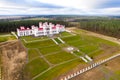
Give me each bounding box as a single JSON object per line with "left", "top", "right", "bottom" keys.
{"left": 39, "top": 22, "right": 42, "bottom": 28}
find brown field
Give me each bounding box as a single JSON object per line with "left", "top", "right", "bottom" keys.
{"left": 69, "top": 56, "right": 120, "bottom": 80}
{"left": 0, "top": 40, "right": 27, "bottom": 80}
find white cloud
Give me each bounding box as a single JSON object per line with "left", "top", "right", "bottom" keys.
{"left": 35, "top": 0, "right": 108, "bottom": 9}
{"left": 97, "top": 8, "right": 120, "bottom": 15}
{"left": 0, "top": 0, "right": 120, "bottom": 15}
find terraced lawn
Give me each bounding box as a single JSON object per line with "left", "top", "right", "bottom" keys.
{"left": 61, "top": 35, "right": 81, "bottom": 42}
{"left": 60, "top": 31, "right": 72, "bottom": 37}
{"left": 34, "top": 59, "right": 85, "bottom": 80}
{"left": 38, "top": 45, "right": 61, "bottom": 55}
{"left": 78, "top": 45, "right": 99, "bottom": 54}
{"left": 54, "top": 38, "right": 62, "bottom": 44}
{"left": 28, "top": 49, "right": 40, "bottom": 60}
{"left": 24, "top": 58, "right": 49, "bottom": 78}
{"left": 88, "top": 49, "right": 103, "bottom": 57}
{"left": 21, "top": 36, "right": 48, "bottom": 41}
{"left": 22, "top": 28, "right": 120, "bottom": 80}
{"left": 25, "top": 39, "right": 56, "bottom": 48}
{"left": 67, "top": 39, "right": 90, "bottom": 47}
{"left": 45, "top": 51, "right": 76, "bottom": 64}
{"left": 73, "top": 51, "right": 82, "bottom": 56}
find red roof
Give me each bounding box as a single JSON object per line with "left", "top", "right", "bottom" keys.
{"left": 59, "top": 25, "right": 63, "bottom": 28}
{"left": 38, "top": 28, "right": 43, "bottom": 30}
{"left": 20, "top": 26, "right": 25, "bottom": 30}
{"left": 32, "top": 25, "right": 35, "bottom": 28}
{"left": 56, "top": 24, "right": 60, "bottom": 25}
{"left": 19, "top": 26, "right": 26, "bottom": 31}
{"left": 27, "top": 28, "right": 30, "bottom": 30}
{"left": 52, "top": 26, "right": 56, "bottom": 29}
{"left": 40, "top": 26, "right": 43, "bottom": 28}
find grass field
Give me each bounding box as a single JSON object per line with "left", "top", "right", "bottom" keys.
{"left": 45, "top": 51, "right": 76, "bottom": 64}
{"left": 38, "top": 45, "right": 61, "bottom": 55}
{"left": 0, "top": 34, "right": 16, "bottom": 42}
{"left": 28, "top": 49, "right": 40, "bottom": 60}
{"left": 22, "top": 30, "right": 120, "bottom": 80}
{"left": 21, "top": 36, "right": 48, "bottom": 41}
{"left": 34, "top": 59, "right": 85, "bottom": 80}
{"left": 24, "top": 58, "right": 49, "bottom": 78}
{"left": 25, "top": 39, "right": 55, "bottom": 48}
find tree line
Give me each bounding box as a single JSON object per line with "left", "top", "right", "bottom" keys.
{"left": 0, "top": 20, "right": 72, "bottom": 33}
{"left": 79, "top": 19, "right": 120, "bottom": 38}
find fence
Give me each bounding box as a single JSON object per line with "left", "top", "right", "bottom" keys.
{"left": 61, "top": 53, "right": 120, "bottom": 80}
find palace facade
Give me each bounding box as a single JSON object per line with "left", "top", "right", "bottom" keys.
{"left": 17, "top": 22, "right": 65, "bottom": 37}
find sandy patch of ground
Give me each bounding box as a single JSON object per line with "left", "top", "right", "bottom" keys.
{"left": 0, "top": 40, "right": 27, "bottom": 80}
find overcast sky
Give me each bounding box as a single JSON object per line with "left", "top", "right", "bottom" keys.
{"left": 0, "top": 0, "right": 120, "bottom": 15}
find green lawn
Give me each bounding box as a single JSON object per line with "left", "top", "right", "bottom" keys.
{"left": 61, "top": 35, "right": 81, "bottom": 43}
{"left": 115, "top": 70, "right": 120, "bottom": 75}
{"left": 38, "top": 45, "right": 61, "bottom": 55}
{"left": 34, "top": 59, "right": 85, "bottom": 80}
{"left": 60, "top": 31, "right": 72, "bottom": 37}
{"left": 68, "top": 39, "right": 89, "bottom": 47}
{"left": 22, "top": 29, "right": 120, "bottom": 80}
{"left": 45, "top": 51, "right": 76, "bottom": 64}
{"left": 0, "top": 37, "right": 7, "bottom": 42}
{"left": 78, "top": 45, "right": 99, "bottom": 54}
{"left": 54, "top": 38, "right": 62, "bottom": 44}
{"left": 73, "top": 51, "right": 82, "bottom": 56}
{"left": 63, "top": 34, "right": 120, "bottom": 57}
{"left": 0, "top": 35, "right": 16, "bottom": 42}
{"left": 28, "top": 49, "right": 40, "bottom": 60}
{"left": 88, "top": 49, "right": 103, "bottom": 57}
{"left": 21, "top": 36, "right": 48, "bottom": 41}
{"left": 25, "top": 40, "right": 55, "bottom": 48}
{"left": 24, "top": 58, "right": 49, "bottom": 78}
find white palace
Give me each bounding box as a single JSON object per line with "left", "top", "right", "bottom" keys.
{"left": 17, "top": 22, "right": 65, "bottom": 37}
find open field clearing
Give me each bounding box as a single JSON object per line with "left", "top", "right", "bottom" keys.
{"left": 0, "top": 34, "right": 16, "bottom": 42}
{"left": 21, "top": 30, "right": 120, "bottom": 80}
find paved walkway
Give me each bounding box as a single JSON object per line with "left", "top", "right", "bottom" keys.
{"left": 11, "top": 32, "right": 18, "bottom": 39}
